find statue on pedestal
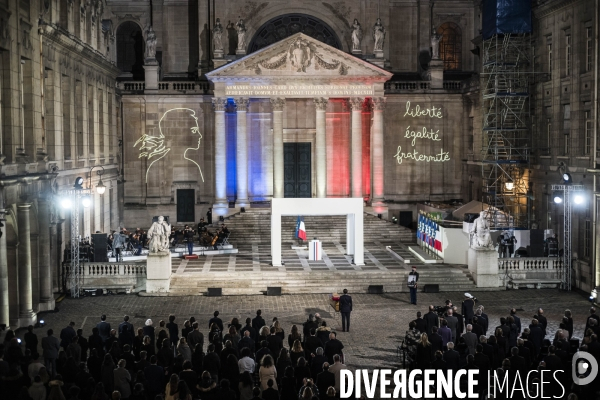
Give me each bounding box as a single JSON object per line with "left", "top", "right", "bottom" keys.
{"left": 351, "top": 19, "right": 363, "bottom": 52}
{"left": 213, "top": 18, "right": 224, "bottom": 53}
{"left": 147, "top": 216, "right": 170, "bottom": 253}
{"left": 469, "top": 210, "right": 494, "bottom": 250}
{"left": 145, "top": 26, "right": 157, "bottom": 60}
{"left": 372, "top": 18, "right": 386, "bottom": 52}
{"left": 431, "top": 30, "right": 443, "bottom": 60}
{"left": 236, "top": 18, "right": 247, "bottom": 51}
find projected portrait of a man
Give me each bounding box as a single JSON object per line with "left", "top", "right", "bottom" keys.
{"left": 134, "top": 108, "right": 205, "bottom": 183}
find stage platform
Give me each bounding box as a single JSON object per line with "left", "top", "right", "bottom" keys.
{"left": 164, "top": 241, "right": 501, "bottom": 296}
{"left": 108, "top": 244, "right": 238, "bottom": 262}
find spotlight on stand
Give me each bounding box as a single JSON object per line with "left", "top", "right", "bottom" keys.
{"left": 505, "top": 181, "right": 514, "bottom": 190}
{"left": 553, "top": 191, "right": 564, "bottom": 204}
{"left": 73, "top": 176, "right": 84, "bottom": 189}
{"left": 35, "top": 319, "right": 45, "bottom": 328}
{"left": 574, "top": 193, "right": 585, "bottom": 205}
{"left": 391, "top": 216, "right": 398, "bottom": 224}
{"left": 563, "top": 173, "right": 572, "bottom": 184}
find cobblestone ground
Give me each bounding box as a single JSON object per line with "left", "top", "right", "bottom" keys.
{"left": 10, "top": 288, "right": 593, "bottom": 374}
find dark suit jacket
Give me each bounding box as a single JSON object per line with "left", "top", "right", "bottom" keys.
{"left": 96, "top": 321, "right": 111, "bottom": 342}
{"left": 305, "top": 335, "right": 322, "bottom": 356}
{"left": 424, "top": 312, "right": 439, "bottom": 336}
{"left": 462, "top": 332, "right": 478, "bottom": 355}
{"left": 544, "top": 354, "right": 563, "bottom": 371}
{"left": 474, "top": 352, "right": 491, "bottom": 371}
{"left": 42, "top": 335, "right": 60, "bottom": 359}
{"left": 462, "top": 299, "right": 475, "bottom": 321}
{"left": 471, "top": 323, "right": 484, "bottom": 339}
{"left": 455, "top": 313, "right": 465, "bottom": 335}
{"left": 324, "top": 339, "right": 344, "bottom": 363}
{"left": 240, "top": 325, "right": 257, "bottom": 342}
{"left": 529, "top": 326, "right": 544, "bottom": 353}
{"left": 266, "top": 335, "right": 283, "bottom": 358}
{"left": 443, "top": 349, "right": 460, "bottom": 371}
{"left": 445, "top": 316, "right": 458, "bottom": 340}
{"left": 339, "top": 294, "right": 353, "bottom": 313}
{"left": 209, "top": 317, "right": 223, "bottom": 331}
{"left": 316, "top": 370, "right": 336, "bottom": 395}
{"left": 517, "top": 345, "right": 532, "bottom": 368}
{"left": 537, "top": 315, "right": 548, "bottom": 334}
{"left": 144, "top": 364, "right": 164, "bottom": 393}
{"left": 512, "top": 314, "right": 521, "bottom": 333}
{"left": 238, "top": 336, "right": 255, "bottom": 353}
{"left": 509, "top": 355, "right": 526, "bottom": 374}
{"left": 431, "top": 359, "right": 447, "bottom": 370}
{"left": 429, "top": 333, "right": 443, "bottom": 353}
{"left": 60, "top": 326, "right": 76, "bottom": 348}
{"left": 414, "top": 318, "right": 427, "bottom": 334}
{"left": 252, "top": 316, "right": 266, "bottom": 331}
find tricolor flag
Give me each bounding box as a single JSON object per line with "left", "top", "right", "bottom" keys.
{"left": 296, "top": 216, "right": 307, "bottom": 241}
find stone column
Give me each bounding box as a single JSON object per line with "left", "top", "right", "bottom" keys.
{"left": 17, "top": 203, "right": 36, "bottom": 326}
{"left": 314, "top": 98, "right": 328, "bottom": 198}
{"left": 212, "top": 98, "right": 228, "bottom": 215}
{"left": 271, "top": 98, "right": 285, "bottom": 199}
{"left": 235, "top": 98, "right": 250, "bottom": 207}
{"left": 38, "top": 198, "right": 54, "bottom": 310}
{"left": 349, "top": 98, "right": 364, "bottom": 199}
{"left": 371, "top": 97, "right": 386, "bottom": 206}
{"left": 0, "top": 205, "right": 8, "bottom": 327}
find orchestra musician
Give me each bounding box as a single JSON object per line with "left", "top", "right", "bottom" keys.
{"left": 197, "top": 218, "right": 208, "bottom": 235}
{"left": 183, "top": 225, "right": 195, "bottom": 255}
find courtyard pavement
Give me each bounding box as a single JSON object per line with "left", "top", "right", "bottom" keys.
{"left": 8, "top": 289, "right": 594, "bottom": 373}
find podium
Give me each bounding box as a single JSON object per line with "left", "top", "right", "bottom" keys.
{"left": 309, "top": 240, "right": 322, "bottom": 261}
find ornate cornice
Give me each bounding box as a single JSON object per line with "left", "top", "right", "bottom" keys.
{"left": 534, "top": 0, "right": 580, "bottom": 19}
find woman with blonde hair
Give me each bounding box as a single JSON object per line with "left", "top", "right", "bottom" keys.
{"left": 272, "top": 320, "right": 284, "bottom": 340}
{"left": 165, "top": 374, "right": 179, "bottom": 400}
{"left": 300, "top": 386, "right": 313, "bottom": 400}
{"left": 258, "top": 325, "right": 270, "bottom": 343}
{"left": 290, "top": 339, "right": 304, "bottom": 368}
{"left": 259, "top": 354, "right": 278, "bottom": 391}
{"left": 223, "top": 325, "right": 241, "bottom": 345}
{"left": 288, "top": 324, "right": 302, "bottom": 348}
{"left": 416, "top": 333, "right": 433, "bottom": 369}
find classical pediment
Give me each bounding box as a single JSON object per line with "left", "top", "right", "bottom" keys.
{"left": 206, "top": 33, "right": 392, "bottom": 83}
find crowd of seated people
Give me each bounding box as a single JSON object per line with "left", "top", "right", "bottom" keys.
{"left": 0, "top": 310, "right": 345, "bottom": 400}
{"left": 401, "top": 299, "right": 595, "bottom": 399}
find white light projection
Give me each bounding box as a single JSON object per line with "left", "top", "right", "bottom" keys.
{"left": 135, "top": 108, "right": 205, "bottom": 183}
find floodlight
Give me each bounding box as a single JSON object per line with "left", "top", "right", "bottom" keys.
{"left": 82, "top": 196, "right": 91, "bottom": 208}
{"left": 563, "top": 173, "right": 572, "bottom": 183}
{"left": 61, "top": 198, "right": 72, "bottom": 209}
{"left": 553, "top": 191, "right": 563, "bottom": 204}
{"left": 574, "top": 194, "right": 584, "bottom": 205}
{"left": 505, "top": 182, "right": 514, "bottom": 190}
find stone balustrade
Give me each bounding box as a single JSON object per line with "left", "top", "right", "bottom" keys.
{"left": 62, "top": 262, "right": 147, "bottom": 293}
{"left": 498, "top": 257, "right": 563, "bottom": 271}
{"left": 118, "top": 81, "right": 209, "bottom": 94}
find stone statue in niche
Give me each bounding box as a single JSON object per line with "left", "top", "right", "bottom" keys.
{"left": 431, "top": 30, "right": 443, "bottom": 60}
{"left": 469, "top": 210, "right": 494, "bottom": 250}
{"left": 145, "top": 26, "right": 157, "bottom": 60}
{"left": 236, "top": 18, "right": 247, "bottom": 51}
{"left": 213, "top": 18, "right": 224, "bottom": 52}
{"left": 351, "top": 19, "right": 363, "bottom": 52}
{"left": 372, "top": 18, "right": 386, "bottom": 52}
{"left": 147, "top": 216, "right": 171, "bottom": 253}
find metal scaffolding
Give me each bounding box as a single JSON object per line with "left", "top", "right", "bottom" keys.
{"left": 62, "top": 188, "right": 92, "bottom": 298}
{"left": 481, "top": 33, "right": 533, "bottom": 228}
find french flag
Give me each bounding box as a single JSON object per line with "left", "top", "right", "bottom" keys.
{"left": 296, "top": 216, "right": 307, "bottom": 241}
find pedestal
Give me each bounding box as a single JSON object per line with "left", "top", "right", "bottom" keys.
{"left": 146, "top": 252, "right": 172, "bottom": 293}
{"left": 236, "top": 49, "right": 247, "bottom": 57}
{"left": 429, "top": 59, "right": 444, "bottom": 89}
{"left": 468, "top": 248, "right": 499, "bottom": 288}
{"left": 352, "top": 49, "right": 363, "bottom": 56}
{"left": 309, "top": 240, "right": 322, "bottom": 261}
{"left": 143, "top": 61, "right": 160, "bottom": 90}
{"left": 213, "top": 59, "right": 228, "bottom": 69}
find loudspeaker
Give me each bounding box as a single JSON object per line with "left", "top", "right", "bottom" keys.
{"left": 152, "top": 216, "right": 170, "bottom": 224}
{"left": 207, "top": 288, "right": 222, "bottom": 297}
{"left": 368, "top": 285, "right": 384, "bottom": 294}
{"left": 423, "top": 284, "right": 439, "bottom": 293}
{"left": 529, "top": 229, "right": 544, "bottom": 257}
{"left": 464, "top": 213, "right": 479, "bottom": 223}
{"left": 267, "top": 287, "right": 281, "bottom": 296}
{"left": 92, "top": 233, "right": 108, "bottom": 262}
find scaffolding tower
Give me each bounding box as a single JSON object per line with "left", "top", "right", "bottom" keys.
{"left": 481, "top": 33, "right": 532, "bottom": 228}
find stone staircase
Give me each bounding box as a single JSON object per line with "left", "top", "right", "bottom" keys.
{"left": 169, "top": 266, "right": 488, "bottom": 295}
{"left": 215, "top": 209, "right": 417, "bottom": 245}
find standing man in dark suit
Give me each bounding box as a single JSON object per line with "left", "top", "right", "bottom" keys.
{"left": 96, "top": 315, "right": 111, "bottom": 345}
{"left": 60, "top": 321, "right": 77, "bottom": 352}
{"left": 42, "top": 329, "right": 60, "bottom": 377}
{"left": 339, "top": 289, "right": 353, "bottom": 332}
{"left": 443, "top": 342, "right": 460, "bottom": 372}
{"left": 252, "top": 309, "right": 266, "bottom": 332}
{"left": 408, "top": 266, "right": 419, "bottom": 305}
{"left": 510, "top": 308, "right": 521, "bottom": 334}
{"left": 462, "top": 293, "right": 475, "bottom": 325}
{"left": 412, "top": 312, "right": 427, "bottom": 334}
{"left": 424, "top": 305, "right": 439, "bottom": 336}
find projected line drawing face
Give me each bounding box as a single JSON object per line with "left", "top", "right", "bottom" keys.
{"left": 135, "top": 108, "right": 205, "bottom": 183}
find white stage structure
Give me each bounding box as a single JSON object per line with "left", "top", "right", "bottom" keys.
{"left": 271, "top": 198, "right": 364, "bottom": 267}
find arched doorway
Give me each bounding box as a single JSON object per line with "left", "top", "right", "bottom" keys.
{"left": 248, "top": 14, "right": 342, "bottom": 53}
{"left": 116, "top": 21, "right": 144, "bottom": 79}
{"left": 437, "top": 22, "right": 462, "bottom": 71}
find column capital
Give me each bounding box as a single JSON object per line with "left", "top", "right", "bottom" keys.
{"left": 349, "top": 97, "right": 365, "bottom": 111}
{"left": 212, "top": 97, "right": 228, "bottom": 112}
{"left": 314, "top": 97, "right": 329, "bottom": 111}
{"left": 234, "top": 98, "right": 250, "bottom": 111}
{"left": 270, "top": 98, "right": 286, "bottom": 111}
{"left": 371, "top": 97, "right": 387, "bottom": 111}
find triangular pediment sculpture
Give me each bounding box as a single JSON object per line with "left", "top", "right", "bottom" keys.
{"left": 207, "top": 33, "right": 392, "bottom": 82}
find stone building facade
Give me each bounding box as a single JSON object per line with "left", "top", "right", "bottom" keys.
{"left": 2, "top": 0, "right": 600, "bottom": 329}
